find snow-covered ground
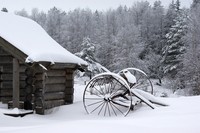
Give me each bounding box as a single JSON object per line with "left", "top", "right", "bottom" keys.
{"left": 0, "top": 83, "right": 200, "bottom": 133}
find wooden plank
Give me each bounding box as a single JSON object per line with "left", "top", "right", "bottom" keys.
{"left": 44, "top": 92, "right": 65, "bottom": 101}
{"left": 13, "top": 58, "right": 20, "bottom": 108}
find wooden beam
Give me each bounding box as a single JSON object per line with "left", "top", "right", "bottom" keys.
{"left": 13, "top": 58, "right": 20, "bottom": 108}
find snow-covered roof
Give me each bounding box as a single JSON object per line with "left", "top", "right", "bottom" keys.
{"left": 0, "top": 12, "right": 87, "bottom": 66}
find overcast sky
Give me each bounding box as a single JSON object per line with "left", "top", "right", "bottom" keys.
{"left": 0, "top": 0, "right": 193, "bottom": 13}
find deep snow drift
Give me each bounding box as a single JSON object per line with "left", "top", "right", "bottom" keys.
{"left": 0, "top": 83, "right": 200, "bottom": 133}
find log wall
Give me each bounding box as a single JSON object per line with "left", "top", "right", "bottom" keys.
{"left": 0, "top": 47, "right": 26, "bottom": 104}
{"left": 34, "top": 68, "right": 75, "bottom": 114}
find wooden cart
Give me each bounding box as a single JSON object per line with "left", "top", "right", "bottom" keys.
{"left": 83, "top": 68, "right": 162, "bottom": 117}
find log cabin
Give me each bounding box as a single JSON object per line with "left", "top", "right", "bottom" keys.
{"left": 0, "top": 12, "right": 87, "bottom": 114}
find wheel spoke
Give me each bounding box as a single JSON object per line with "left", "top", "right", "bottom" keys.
{"left": 109, "top": 102, "right": 117, "bottom": 116}
{"left": 85, "top": 90, "right": 103, "bottom": 98}
{"left": 85, "top": 97, "right": 104, "bottom": 100}
{"left": 104, "top": 102, "right": 108, "bottom": 116}
{"left": 87, "top": 100, "right": 104, "bottom": 107}
{"left": 110, "top": 101, "right": 125, "bottom": 116}
{"left": 98, "top": 102, "right": 106, "bottom": 115}
{"left": 107, "top": 102, "right": 111, "bottom": 116}
{"left": 90, "top": 101, "right": 105, "bottom": 114}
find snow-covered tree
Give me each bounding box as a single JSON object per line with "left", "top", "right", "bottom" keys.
{"left": 15, "top": 9, "right": 29, "bottom": 17}
{"left": 75, "top": 38, "right": 109, "bottom": 78}
{"left": 192, "top": 0, "right": 200, "bottom": 8}
{"left": 179, "top": 4, "right": 200, "bottom": 95}
{"left": 46, "top": 7, "right": 66, "bottom": 45}
{"left": 161, "top": 7, "right": 188, "bottom": 77}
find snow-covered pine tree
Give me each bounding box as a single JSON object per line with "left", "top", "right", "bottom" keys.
{"left": 192, "top": 0, "right": 200, "bottom": 8}
{"left": 75, "top": 37, "right": 109, "bottom": 78}
{"left": 180, "top": 3, "right": 200, "bottom": 95}
{"left": 162, "top": 4, "right": 188, "bottom": 77}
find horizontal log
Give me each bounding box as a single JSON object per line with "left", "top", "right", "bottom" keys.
{"left": 1, "top": 97, "right": 25, "bottom": 104}
{"left": 35, "top": 99, "right": 65, "bottom": 115}
{"left": 65, "top": 80, "right": 74, "bottom": 88}
{"left": 44, "top": 92, "right": 65, "bottom": 101}
{"left": 0, "top": 56, "right": 13, "bottom": 63}
{"left": 0, "top": 47, "right": 10, "bottom": 55}
{"left": 51, "top": 64, "right": 76, "bottom": 69}
{"left": 35, "top": 81, "right": 45, "bottom": 89}
{"left": 47, "top": 70, "right": 66, "bottom": 77}
{"left": 66, "top": 69, "right": 75, "bottom": 74}
{"left": 25, "top": 68, "right": 35, "bottom": 76}
{"left": 66, "top": 73, "right": 74, "bottom": 80}
{"left": 25, "top": 94, "right": 33, "bottom": 101}
{"left": 34, "top": 88, "right": 44, "bottom": 97}
{"left": 34, "top": 73, "right": 46, "bottom": 81}
{"left": 0, "top": 64, "right": 27, "bottom": 73}
{"left": 0, "top": 37, "right": 27, "bottom": 63}
{"left": 65, "top": 94, "right": 74, "bottom": 104}
{"left": 45, "top": 84, "right": 65, "bottom": 93}
{"left": 65, "top": 87, "right": 74, "bottom": 95}
{"left": 25, "top": 76, "right": 36, "bottom": 85}
{"left": 35, "top": 98, "right": 65, "bottom": 109}
{"left": 0, "top": 67, "right": 2, "bottom": 90}
{"left": 0, "top": 89, "right": 25, "bottom": 96}
{"left": 0, "top": 53, "right": 10, "bottom": 56}
{"left": 44, "top": 99, "right": 65, "bottom": 109}
{"left": 1, "top": 73, "right": 26, "bottom": 81}
{"left": 0, "top": 81, "right": 26, "bottom": 89}
{"left": 8, "top": 101, "right": 24, "bottom": 109}
{"left": 25, "top": 85, "right": 34, "bottom": 94}
{"left": 46, "top": 76, "right": 66, "bottom": 84}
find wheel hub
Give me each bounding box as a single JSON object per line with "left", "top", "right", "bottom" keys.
{"left": 104, "top": 94, "right": 111, "bottom": 102}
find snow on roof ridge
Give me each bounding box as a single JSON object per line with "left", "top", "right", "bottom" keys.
{"left": 0, "top": 12, "right": 87, "bottom": 66}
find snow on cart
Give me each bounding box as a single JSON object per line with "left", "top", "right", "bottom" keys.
{"left": 83, "top": 68, "right": 168, "bottom": 116}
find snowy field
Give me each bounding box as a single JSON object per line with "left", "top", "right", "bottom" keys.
{"left": 0, "top": 83, "right": 200, "bottom": 133}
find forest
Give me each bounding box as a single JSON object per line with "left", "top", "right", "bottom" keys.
{"left": 1, "top": 0, "right": 200, "bottom": 95}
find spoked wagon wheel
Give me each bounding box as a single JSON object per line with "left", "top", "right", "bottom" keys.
{"left": 119, "top": 68, "right": 153, "bottom": 95}
{"left": 83, "top": 73, "right": 132, "bottom": 116}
